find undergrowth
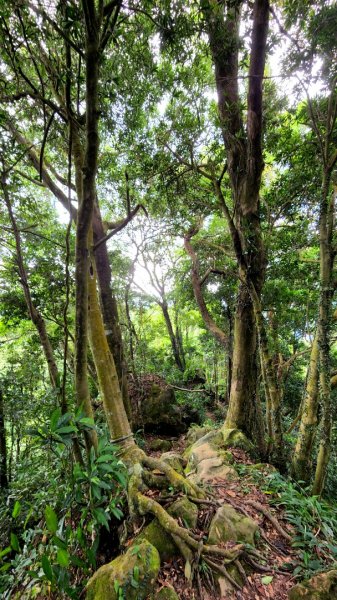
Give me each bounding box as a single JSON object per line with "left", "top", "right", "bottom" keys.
{"left": 0, "top": 408, "right": 127, "bottom": 599}
{"left": 241, "top": 465, "right": 337, "bottom": 579}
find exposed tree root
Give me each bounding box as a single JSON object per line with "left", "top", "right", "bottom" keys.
{"left": 124, "top": 445, "right": 287, "bottom": 597}
{"left": 245, "top": 499, "right": 292, "bottom": 542}
{"left": 142, "top": 454, "right": 204, "bottom": 498}
{"left": 204, "top": 557, "right": 242, "bottom": 590}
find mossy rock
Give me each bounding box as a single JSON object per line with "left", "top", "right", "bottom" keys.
{"left": 142, "top": 387, "right": 185, "bottom": 435}
{"left": 184, "top": 428, "right": 224, "bottom": 461}
{"left": 208, "top": 503, "right": 258, "bottom": 546}
{"left": 86, "top": 540, "right": 160, "bottom": 600}
{"left": 221, "top": 428, "right": 255, "bottom": 453}
{"left": 288, "top": 570, "right": 337, "bottom": 599}
{"left": 150, "top": 587, "right": 180, "bottom": 599}
{"left": 135, "top": 520, "right": 177, "bottom": 561}
{"left": 218, "top": 450, "right": 235, "bottom": 464}
{"left": 149, "top": 438, "right": 173, "bottom": 452}
{"left": 186, "top": 424, "right": 213, "bottom": 446}
{"left": 161, "top": 451, "right": 186, "bottom": 474}
{"left": 168, "top": 496, "right": 198, "bottom": 529}
{"left": 185, "top": 438, "right": 238, "bottom": 484}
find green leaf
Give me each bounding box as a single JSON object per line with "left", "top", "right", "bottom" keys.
{"left": 93, "top": 508, "right": 110, "bottom": 530}
{"left": 45, "top": 506, "right": 58, "bottom": 534}
{"left": 56, "top": 425, "right": 77, "bottom": 435}
{"left": 78, "top": 417, "right": 96, "bottom": 429}
{"left": 261, "top": 575, "right": 273, "bottom": 585}
{"left": 10, "top": 533, "right": 20, "bottom": 552}
{"left": 96, "top": 454, "right": 114, "bottom": 463}
{"left": 0, "top": 546, "right": 12, "bottom": 559}
{"left": 41, "top": 554, "right": 53, "bottom": 582}
{"left": 57, "top": 548, "right": 69, "bottom": 568}
{"left": 52, "top": 536, "right": 67, "bottom": 550}
{"left": 12, "top": 501, "right": 21, "bottom": 519}
{"left": 184, "top": 560, "right": 192, "bottom": 580}
{"left": 50, "top": 408, "right": 62, "bottom": 431}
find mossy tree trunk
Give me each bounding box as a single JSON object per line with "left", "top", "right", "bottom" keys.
{"left": 0, "top": 389, "right": 8, "bottom": 489}
{"left": 74, "top": 0, "right": 135, "bottom": 452}
{"left": 312, "top": 177, "right": 335, "bottom": 495}
{"left": 291, "top": 330, "right": 319, "bottom": 482}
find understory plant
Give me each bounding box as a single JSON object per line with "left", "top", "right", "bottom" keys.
{"left": 0, "top": 409, "right": 127, "bottom": 598}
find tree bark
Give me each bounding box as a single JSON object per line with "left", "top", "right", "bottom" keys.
{"left": 92, "top": 203, "right": 133, "bottom": 419}
{"left": 203, "top": 0, "right": 269, "bottom": 451}
{"left": 291, "top": 330, "right": 319, "bottom": 482}
{"left": 0, "top": 389, "right": 8, "bottom": 489}
{"left": 312, "top": 176, "right": 335, "bottom": 495}
{"left": 160, "top": 300, "right": 185, "bottom": 372}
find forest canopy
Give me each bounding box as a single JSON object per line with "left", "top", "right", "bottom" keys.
{"left": 0, "top": 1, "right": 337, "bottom": 599}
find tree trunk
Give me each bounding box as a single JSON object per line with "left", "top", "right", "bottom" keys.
{"left": 291, "top": 330, "right": 319, "bottom": 482}
{"left": 224, "top": 285, "right": 265, "bottom": 451}
{"left": 203, "top": 0, "right": 269, "bottom": 451}
{"left": 0, "top": 389, "right": 8, "bottom": 489}
{"left": 312, "top": 176, "right": 335, "bottom": 495}
{"left": 160, "top": 301, "right": 185, "bottom": 372}
{"left": 88, "top": 259, "right": 133, "bottom": 444}
{"left": 2, "top": 174, "right": 64, "bottom": 409}
{"left": 92, "top": 203, "right": 133, "bottom": 420}
{"left": 74, "top": 11, "right": 100, "bottom": 454}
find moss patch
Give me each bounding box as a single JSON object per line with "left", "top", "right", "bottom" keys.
{"left": 161, "top": 451, "right": 186, "bottom": 474}
{"left": 149, "top": 439, "right": 173, "bottom": 452}
{"left": 221, "top": 428, "right": 255, "bottom": 453}
{"left": 135, "top": 520, "right": 177, "bottom": 562}
{"left": 86, "top": 540, "right": 160, "bottom": 600}
{"left": 151, "top": 587, "right": 180, "bottom": 599}
{"left": 168, "top": 496, "right": 198, "bottom": 528}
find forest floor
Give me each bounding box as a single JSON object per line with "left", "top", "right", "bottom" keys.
{"left": 134, "top": 431, "right": 297, "bottom": 600}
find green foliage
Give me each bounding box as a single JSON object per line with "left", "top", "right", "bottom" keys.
{"left": 0, "top": 412, "right": 127, "bottom": 598}
{"left": 262, "top": 472, "right": 337, "bottom": 579}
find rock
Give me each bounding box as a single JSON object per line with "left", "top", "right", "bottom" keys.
{"left": 193, "top": 458, "right": 238, "bottom": 485}
{"left": 135, "top": 520, "right": 177, "bottom": 562}
{"left": 168, "top": 497, "right": 198, "bottom": 529}
{"left": 185, "top": 438, "right": 238, "bottom": 485}
{"left": 149, "top": 438, "right": 173, "bottom": 452}
{"left": 186, "top": 424, "right": 213, "bottom": 446}
{"left": 161, "top": 451, "right": 186, "bottom": 474}
{"left": 142, "top": 386, "right": 185, "bottom": 435}
{"left": 208, "top": 504, "right": 258, "bottom": 546}
{"left": 221, "top": 428, "right": 254, "bottom": 453}
{"left": 184, "top": 428, "right": 224, "bottom": 461}
{"left": 288, "top": 570, "right": 337, "bottom": 599}
{"left": 86, "top": 540, "right": 160, "bottom": 600}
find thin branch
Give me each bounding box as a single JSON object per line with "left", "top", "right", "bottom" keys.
{"left": 93, "top": 204, "right": 147, "bottom": 250}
